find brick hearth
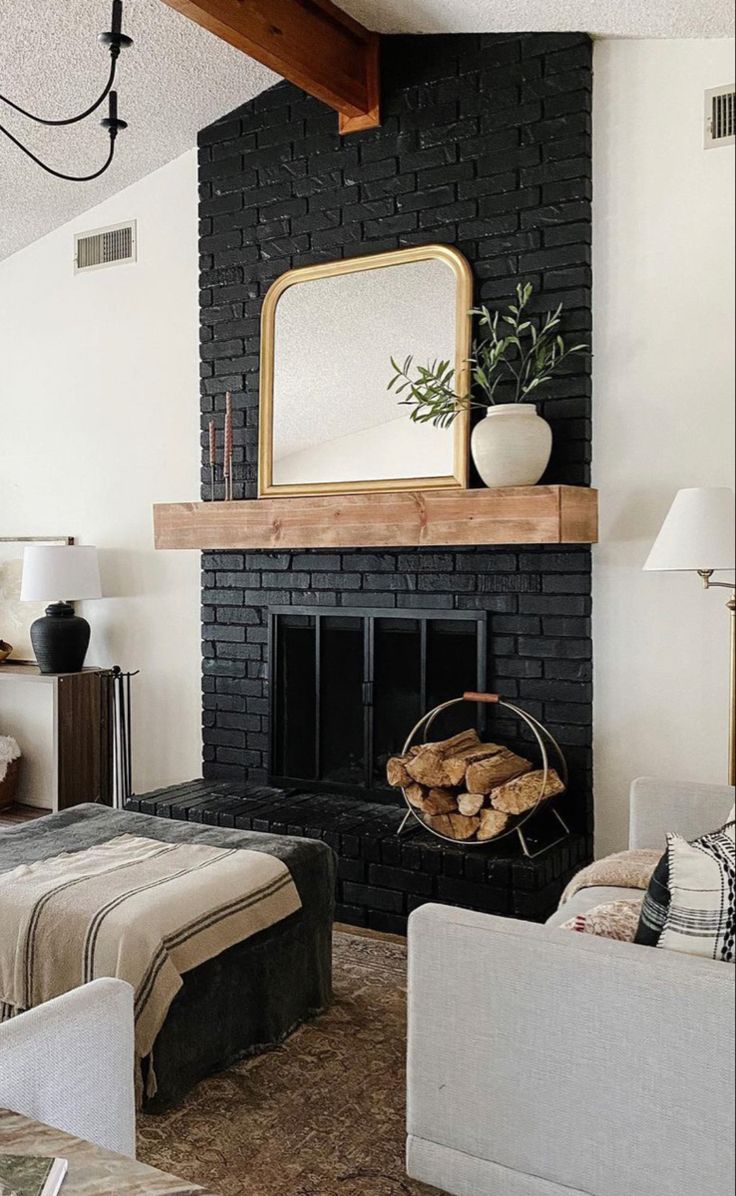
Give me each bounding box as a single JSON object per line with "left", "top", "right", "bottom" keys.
{"left": 127, "top": 781, "right": 589, "bottom": 933}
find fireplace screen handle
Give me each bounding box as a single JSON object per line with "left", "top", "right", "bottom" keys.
{"left": 463, "top": 691, "right": 500, "bottom": 704}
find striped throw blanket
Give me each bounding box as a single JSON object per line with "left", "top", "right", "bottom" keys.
{"left": 0, "top": 834, "right": 302, "bottom": 1093}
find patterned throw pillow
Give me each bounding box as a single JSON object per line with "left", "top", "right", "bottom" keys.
{"left": 635, "top": 850, "right": 672, "bottom": 947}
{"left": 636, "top": 814, "right": 735, "bottom": 962}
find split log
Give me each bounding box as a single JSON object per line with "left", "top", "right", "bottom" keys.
{"left": 490, "top": 768, "right": 565, "bottom": 815}
{"left": 451, "top": 742, "right": 504, "bottom": 765}
{"left": 443, "top": 755, "right": 477, "bottom": 788}
{"left": 404, "top": 749, "right": 455, "bottom": 789}
{"left": 386, "top": 755, "right": 413, "bottom": 788}
{"left": 466, "top": 750, "right": 533, "bottom": 794}
{"left": 424, "top": 788, "right": 458, "bottom": 816}
{"left": 430, "top": 728, "right": 480, "bottom": 756}
{"left": 426, "top": 813, "right": 480, "bottom": 841}
{"left": 404, "top": 783, "right": 457, "bottom": 816}
{"left": 405, "top": 783, "right": 429, "bottom": 810}
{"left": 441, "top": 742, "right": 506, "bottom": 786}
{"left": 405, "top": 747, "right": 477, "bottom": 788}
{"left": 404, "top": 731, "right": 478, "bottom": 788}
{"left": 406, "top": 738, "right": 506, "bottom": 789}
{"left": 457, "top": 793, "right": 486, "bottom": 818}
{"left": 477, "top": 809, "right": 510, "bottom": 841}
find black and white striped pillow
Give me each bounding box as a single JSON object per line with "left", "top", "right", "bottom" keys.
{"left": 635, "top": 850, "right": 672, "bottom": 948}
{"left": 636, "top": 813, "right": 735, "bottom": 963}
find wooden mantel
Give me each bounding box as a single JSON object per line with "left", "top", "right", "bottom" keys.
{"left": 153, "top": 486, "right": 598, "bottom": 551}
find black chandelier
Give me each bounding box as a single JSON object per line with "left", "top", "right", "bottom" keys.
{"left": 0, "top": 0, "right": 132, "bottom": 182}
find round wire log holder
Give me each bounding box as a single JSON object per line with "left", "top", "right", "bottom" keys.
{"left": 397, "top": 691, "right": 571, "bottom": 859}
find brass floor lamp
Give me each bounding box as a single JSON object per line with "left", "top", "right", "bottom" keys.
{"left": 645, "top": 487, "right": 736, "bottom": 785}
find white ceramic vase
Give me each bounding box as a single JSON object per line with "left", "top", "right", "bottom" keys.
{"left": 471, "top": 403, "right": 553, "bottom": 488}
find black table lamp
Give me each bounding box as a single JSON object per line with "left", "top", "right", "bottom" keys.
{"left": 21, "top": 545, "right": 102, "bottom": 674}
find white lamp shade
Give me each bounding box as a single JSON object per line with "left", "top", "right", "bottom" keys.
{"left": 644, "top": 488, "right": 736, "bottom": 573}
{"left": 20, "top": 545, "right": 102, "bottom": 602}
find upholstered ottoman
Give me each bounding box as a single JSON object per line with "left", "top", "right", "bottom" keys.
{"left": 0, "top": 805, "right": 335, "bottom": 1109}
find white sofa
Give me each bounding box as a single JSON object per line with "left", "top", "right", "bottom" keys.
{"left": 0, "top": 978, "right": 136, "bottom": 1158}
{"left": 407, "top": 778, "right": 735, "bottom": 1196}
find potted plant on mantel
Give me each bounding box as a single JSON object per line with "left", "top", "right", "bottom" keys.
{"left": 388, "top": 282, "right": 588, "bottom": 488}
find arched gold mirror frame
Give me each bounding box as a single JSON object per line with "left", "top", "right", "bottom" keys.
{"left": 258, "top": 244, "right": 473, "bottom": 498}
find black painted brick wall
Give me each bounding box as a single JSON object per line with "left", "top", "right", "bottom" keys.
{"left": 198, "top": 33, "right": 594, "bottom": 840}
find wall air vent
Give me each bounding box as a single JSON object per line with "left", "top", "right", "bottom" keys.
{"left": 704, "top": 86, "right": 735, "bottom": 149}
{"left": 74, "top": 220, "right": 137, "bottom": 273}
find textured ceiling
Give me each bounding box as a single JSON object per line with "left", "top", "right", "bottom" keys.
{"left": 0, "top": 0, "right": 278, "bottom": 261}
{"left": 342, "top": 0, "right": 736, "bottom": 37}
{"left": 1, "top": 1, "right": 733, "bottom": 261}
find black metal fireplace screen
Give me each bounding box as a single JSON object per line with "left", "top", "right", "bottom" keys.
{"left": 269, "top": 607, "right": 487, "bottom": 800}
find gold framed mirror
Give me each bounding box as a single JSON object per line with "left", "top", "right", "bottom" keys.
{"left": 258, "top": 244, "right": 473, "bottom": 498}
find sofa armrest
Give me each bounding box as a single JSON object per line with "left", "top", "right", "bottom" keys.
{"left": 407, "top": 903, "right": 734, "bottom": 1196}
{"left": 629, "top": 776, "right": 735, "bottom": 850}
{"left": 0, "top": 980, "right": 136, "bottom": 1158}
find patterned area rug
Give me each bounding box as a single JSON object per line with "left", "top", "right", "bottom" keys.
{"left": 138, "top": 932, "right": 441, "bottom": 1196}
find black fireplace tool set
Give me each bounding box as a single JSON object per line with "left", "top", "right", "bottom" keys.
{"left": 106, "top": 665, "right": 138, "bottom": 809}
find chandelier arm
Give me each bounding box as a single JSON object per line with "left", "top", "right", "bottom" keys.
{"left": 0, "top": 121, "right": 116, "bottom": 182}
{"left": 0, "top": 56, "right": 117, "bottom": 127}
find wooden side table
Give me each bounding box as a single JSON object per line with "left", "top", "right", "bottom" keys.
{"left": 0, "top": 1110, "right": 212, "bottom": 1196}
{"left": 0, "top": 664, "right": 110, "bottom": 812}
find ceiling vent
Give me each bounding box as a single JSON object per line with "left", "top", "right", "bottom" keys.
{"left": 74, "top": 220, "right": 137, "bottom": 273}
{"left": 704, "top": 86, "right": 735, "bottom": 149}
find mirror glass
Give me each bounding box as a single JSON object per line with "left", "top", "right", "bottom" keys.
{"left": 260, "top": 247, "right": 471, "bottom": 496}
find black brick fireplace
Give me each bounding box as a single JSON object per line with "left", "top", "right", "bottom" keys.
{"left": 132, "top": 32, "right": 596, "bottom": 932}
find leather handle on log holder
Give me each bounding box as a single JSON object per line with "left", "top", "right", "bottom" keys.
{"left": 463, "top": 691, "right": 500, "bottom": 704}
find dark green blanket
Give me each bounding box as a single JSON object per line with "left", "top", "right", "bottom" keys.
{"left": 0, "top": 804, "right": 336, "bottom": 1109}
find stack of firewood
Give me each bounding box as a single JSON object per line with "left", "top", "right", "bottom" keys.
{"left": 387, "top": 728, "right": 564, "bottom": 842}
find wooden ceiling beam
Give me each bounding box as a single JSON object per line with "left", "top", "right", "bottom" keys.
{"left": 161, "top": 0, "right": 380, "bottom": 131}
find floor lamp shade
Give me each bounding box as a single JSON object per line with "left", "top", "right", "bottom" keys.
{"left": 21, "top": 546, "right": 102, "bottom": 674}
{"left": 644, "top": 488, "right": 735, "bottom": 573}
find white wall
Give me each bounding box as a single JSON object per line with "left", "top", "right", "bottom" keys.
{"left": 0, "top": 150, "right": 202, "bottom": 801}
{"left": 593, "top": 40, "right": 736, "bottom": 856}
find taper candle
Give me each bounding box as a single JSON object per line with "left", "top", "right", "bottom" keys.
{"left": 224, "top": 392, "right": 233, "bottom": 500}
{"left": 208, "top": 419, "right": 217, "bottom": 501}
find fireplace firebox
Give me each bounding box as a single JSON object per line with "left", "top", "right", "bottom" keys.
{"left": 269, "top": 607, "right": 488, "bottom": 800}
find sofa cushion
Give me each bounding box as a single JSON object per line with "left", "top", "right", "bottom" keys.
{"left": 546, "top": 886, "right": 641, "bottom": 928}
